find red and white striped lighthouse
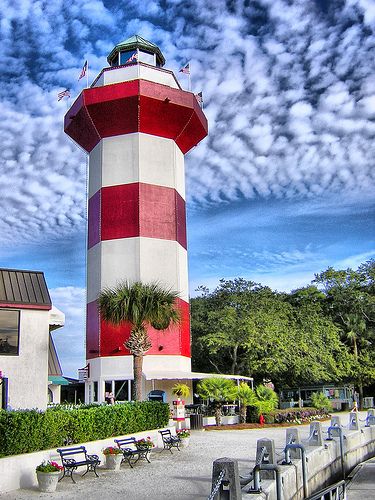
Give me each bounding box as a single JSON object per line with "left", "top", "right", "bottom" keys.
{"left": 64, "top": 36, "right": 207, "bottom": 402}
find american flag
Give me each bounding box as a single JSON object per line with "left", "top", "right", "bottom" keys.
{"left": 195, "top": 92, "right": 203, "bottom": 105}
{"left": 125, "top": 52, "right": 138, "bottom": 64}
{"left": 179, "top": 63, "right": 190, "bottom": 75}
{"left": 78, "top": 60, "right": 88, "bottom": 80}
{"left": 57, "top": 89, "right": 71, "bottom": 101}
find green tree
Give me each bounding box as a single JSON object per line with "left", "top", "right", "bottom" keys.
{"left": 196, "top": 377, "right": 237, "bottom": 425}
{"left": 237, "top": 382, "right": 257, "bottom": 423}
{"left": 314, "top": 264, "right": 375, "bottom": 408}
{"left": 98, "top": 281, "right": 180, "bottom": 401}
{"left": 311, "top": 392, "right": 333, "bottom": 412}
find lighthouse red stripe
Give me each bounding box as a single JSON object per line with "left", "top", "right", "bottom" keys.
{"left": 86, "top": 297, "right": 190, "bottom": 359}
{"left": 64, "top": 79, "right": 208, "bottom": 154}
{"left": 87, "top": 183, "right": 187, "bottom": 249}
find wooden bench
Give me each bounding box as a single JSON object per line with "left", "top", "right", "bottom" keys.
{"left": 114, "top": 437, "right": 151, "bottom": 467}
{"left": 57, "top": 446, "right": 100, "bottom": 483}
{"left": 159, "top": 429, "right": 181, "bottom": 453}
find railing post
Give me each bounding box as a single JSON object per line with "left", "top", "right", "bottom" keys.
{"left": 348, "top": 411, "right": 359, "bottom": 430}
{"left": 308, "top": 421, "right": 323, "bottom": 446}
{"left": 256, "top": 438, "right": 275, "bottom": 479}
{"left": 286, "top": 428, "right": 301, "bottom": 459}
{"left": 210, "top": 457, "right": 241, "bottom": 500}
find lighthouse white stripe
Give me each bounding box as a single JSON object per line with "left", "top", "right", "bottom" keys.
{"left": 87, "top": 237, "right": 189, "bottom": 304}
{"left": 88, "top": 133, "right": 185, "bottom": 199}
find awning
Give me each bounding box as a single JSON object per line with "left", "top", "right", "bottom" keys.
{"left": 143, "top": 370, "right": 253, "bottom": 382}
{"left": 48, "top": 376, "right": 69, "bottom": 386}
{"left": 49, "top": 306, "right": 65, "bottom": 331}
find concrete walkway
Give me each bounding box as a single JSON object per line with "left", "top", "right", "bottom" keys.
{"left": 0, "top": 412, "right": 371, "bottom": 500}
{"left": 347, "top": 456, "right": 375, "bottom": 499}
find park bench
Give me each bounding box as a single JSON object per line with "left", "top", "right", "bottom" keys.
{"left": 159, "top": 429, "right": 181, "bottom": 453}
{"left": 57, "top": 445, "right": 100, "bottom": 483}
{"left": 114, "top": 437, "right": 151, "bottom": 467}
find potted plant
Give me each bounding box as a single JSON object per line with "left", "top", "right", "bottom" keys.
{"left": 176, "top": 428, "right": 191, "bottom": 447}
{"left": 103, "top": 446, "right": 123, "bottom": 471}
{"left": 35, "top": 461, "right": 63, "bottom": 492}
{"left": 172, "top": 383, "right": 190, "bottom": 401}
{"left": 135, "top": 437, "right": 155, "bottom": 450}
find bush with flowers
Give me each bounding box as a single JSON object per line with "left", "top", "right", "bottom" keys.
{"left": 103, "top": 446, "right": 122, "bottom": 455}
{"left": 36, "top": 460, "right": 63, "bottom": 473}
{"left": 135, "top": 437, "right": 154, "bottom": 449}
{"left": 176, "top": 428, "right": 190, "bottom": 439}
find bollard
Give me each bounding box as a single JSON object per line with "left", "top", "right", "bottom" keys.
{"left": 348, "top": 411, "right": 359, "bottom": 430}
{"left": 308, "top": 421, "right": 323, "bottom": 446}
{"left": 256, "top": 438, "right": 275, "bottom": 479}
{"left": 285, "top": 428, "right": 301, "bottom": 459}
{"left": 331, "top": 415, "right": 341, "bottom": 427}
{"left": 210, "top": 457, "right": 241, "bottom": 500}
{"left": 367, "top": 408, "right": 375, "bottom": 417}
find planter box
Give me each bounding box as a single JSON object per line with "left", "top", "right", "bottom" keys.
{"left": 203, "top": 415, "right": 239, "bottom": 426}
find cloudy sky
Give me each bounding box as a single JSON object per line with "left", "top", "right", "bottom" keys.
{"left": 1, "top": 0, "right": 375, "bottom": 376}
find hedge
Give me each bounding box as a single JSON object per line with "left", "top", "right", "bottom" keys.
{"left": 0, "top": 401, "right": 169, "bottom": 457}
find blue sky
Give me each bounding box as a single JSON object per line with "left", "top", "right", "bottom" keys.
{"left": 1, "top": 0, "right": 375, "bottom": 376}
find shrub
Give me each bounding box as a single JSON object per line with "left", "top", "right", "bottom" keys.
{"left": 263, "top": 407, "right": 329, "bottom": 424}
{"left": 0, "top": 402, "right": 169, "bottom": 457}
{"left": 311, "top": 392, "right": 333, "bottom": 412}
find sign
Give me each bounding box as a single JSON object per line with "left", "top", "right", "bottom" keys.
{"left": 78, "top": 364, "right": 89, "bottom": 382}
{"left": 172, "top": 399, "right": 185, "bottom": 421}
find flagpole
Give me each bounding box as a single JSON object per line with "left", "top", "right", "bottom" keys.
{"left": 86, "top": 60, "right": 89, "bottom": 89}
{"left": 188, "top": 61, "right": 191, "bottom": 91}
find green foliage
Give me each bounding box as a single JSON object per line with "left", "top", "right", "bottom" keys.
{"left": 171, "top": 383, "right": 190, "bottom": 398}
{"left": 0, "top": 402, "right": 169, "bottom": 458}
{"left": 98, "top": 281, "right": 180, "bottom": 400}
{"left": 255, "top": 385, "right": 279, "bottom": 414}
{"left": 237, "top": 382, "right": 257, "bottom": 423}
{"left": 197, "top": 377, "right": 237, "bottom": 425}
{"left": 311, "top": 392, "right": 333, "bottom": 411}
{"left": 196, "top": 377, "right": 237, "bottom": 402}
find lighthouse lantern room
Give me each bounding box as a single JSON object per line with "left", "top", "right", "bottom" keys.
{"left": 64, "top": 36, "right": 208, "bottom": 403}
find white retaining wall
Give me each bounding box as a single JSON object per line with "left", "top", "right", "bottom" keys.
{"left": 251, "top": 424, "right": 375, "bottom": 499}
{"left": 0, "top": 426, "right": 173, "bottom": 493}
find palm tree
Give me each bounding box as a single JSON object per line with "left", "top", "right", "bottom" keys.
{"left": 196, "top": 377, "right": 237, "bottom": 425}
{"left": 237, "top": 382, "right": 257, "bottom": 423}
{"left": 98, "top": 281, "right": 180, "bottom": 401}
{"left": 254, "top": 384, "right": 279, "bottom": 415}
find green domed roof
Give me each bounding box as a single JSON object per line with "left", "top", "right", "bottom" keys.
{"left": 107, "top": 35, "right": 165, "bottom": 66}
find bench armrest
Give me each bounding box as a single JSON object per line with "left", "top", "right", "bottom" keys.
{"left": 86, "top": 454, "right": 100, "bottom": 462}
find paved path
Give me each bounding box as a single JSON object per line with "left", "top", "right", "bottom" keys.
{"left": 0, "top": 424, "right": 313, "bottom": 500}
{"left": 347, "top": 456, "right": 375, "bottom": 500}
{"left": 0, "top": 412, "right": 372, "bottom": 500}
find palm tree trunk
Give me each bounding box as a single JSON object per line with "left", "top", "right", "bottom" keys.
{"left": 240, "top": 405, "right": 247, "bottom": 424}
{"left": 133, "top": 355, "right": 144, "bottom": 401}
{"left": 214, "top": 404, "right": 222, "bottom": 426}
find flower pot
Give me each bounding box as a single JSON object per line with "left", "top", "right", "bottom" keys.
{"left": 179, "top": 437, "right": 190, "bottom": 448}
{"left": 105, "top": 454, "right": 123, "bottom": 471}
{"left": 36, "top": 470, "right": 60, "bottom": 492}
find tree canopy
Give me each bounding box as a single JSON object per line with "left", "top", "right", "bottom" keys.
{"left": 191, "top": 260, "right": 375, "bottom": 398}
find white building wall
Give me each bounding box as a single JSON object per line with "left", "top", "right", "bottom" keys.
{"left": 1, "top": 309, "right": 50, "bottom": 410}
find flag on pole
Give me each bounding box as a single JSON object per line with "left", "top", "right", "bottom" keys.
{"left": 195, "top": 91, "right": 203, "bottom": 105}
{"left": 78, "top": 60, "right": 88, "bottom": 80}
{"left": 57, "top": 89, "right": 71, "bottom": 101}
{"left": 125, "top": 52, "right": 138, "bottom": 64}
{"left": 179, "top": 62, "right": 190, "bottom": 75}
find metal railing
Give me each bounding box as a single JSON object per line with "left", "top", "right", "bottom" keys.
{"left": 306, "top": 480, "right": 346, "bottom": 500}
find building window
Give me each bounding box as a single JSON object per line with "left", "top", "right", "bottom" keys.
{"left": 93, "top": 381, "right": 98, "bottom": 402}
{"left": 0, "top": 310, "right": 20, "bottom": 355}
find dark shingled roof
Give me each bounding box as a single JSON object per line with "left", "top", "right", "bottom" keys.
{"left": 0, "top": 268, "right": 51, "bottom": 309}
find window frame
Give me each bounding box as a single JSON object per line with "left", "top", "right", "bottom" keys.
{"left": 0, "top": 309, "right": 20, "bottom": 356}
